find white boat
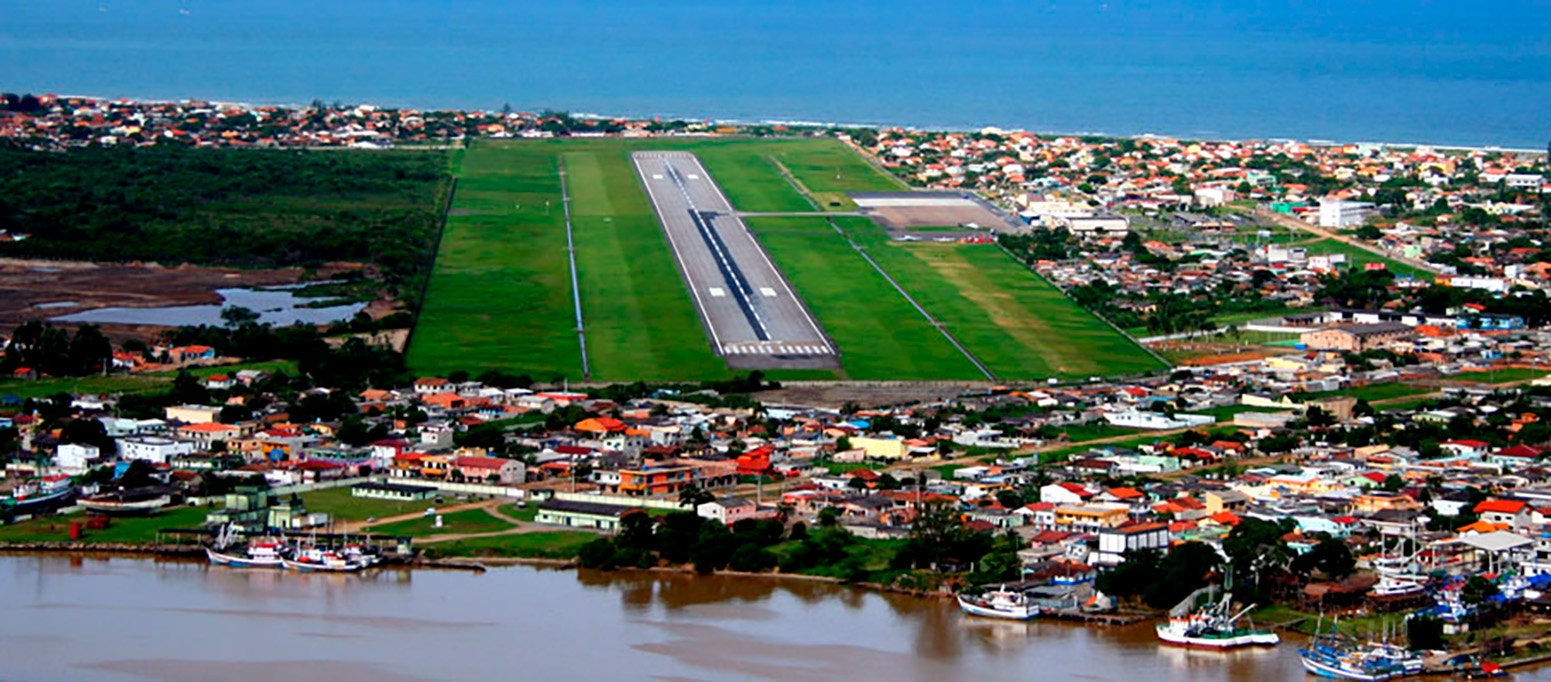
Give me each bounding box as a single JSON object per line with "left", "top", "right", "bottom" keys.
{"left": 1156, "top": 596, "right": 1279, "bottom": 649}
{"left": 957, "top": 586, "right": 1039, "bottom": 620}
{"left": 78, "top": 493, "right": 171, "bottom": 515}
{"left": 1, "top": 474, "right": 75, "bottom": 514}
{"left": 282, "top": 547, "right": 370, "bottom": 573}
{"left": 205, "top": 541, "right": 285, "bottom": 569}
{"left": 1370, "top": 576, "right": 1427, "bottom": 598}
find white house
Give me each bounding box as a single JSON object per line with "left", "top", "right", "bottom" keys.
{"left": 1040, "top": 482, "right": 1091, "bottom": 505}
{"left": 55, "top": 443, "right": 100, "bottom": 474}
{"left": 1093, "top": 522, "right": 1171, "bottom": 566}
{"left": 697, "top": 497, "right": 762, "bottom": 526}
{"left": 118, "top": 436, "right": 195, "bottom": 465}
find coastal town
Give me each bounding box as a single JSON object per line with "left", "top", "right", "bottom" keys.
{"left": 3, "top": 92, "right": 1551, "bottom": 678}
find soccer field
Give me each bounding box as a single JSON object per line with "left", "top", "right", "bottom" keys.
{"left": 408, "top": 136, "right": 1166, "bottom": 382}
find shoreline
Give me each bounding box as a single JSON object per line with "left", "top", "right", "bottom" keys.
{"left": 34, "top": 90, "right": 1548, "bottom": 155}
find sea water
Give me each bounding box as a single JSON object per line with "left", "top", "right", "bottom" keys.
{"left": 0, "top": 0, "right": 1547, "bottom": 148}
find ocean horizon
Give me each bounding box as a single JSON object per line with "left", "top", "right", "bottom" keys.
{"left": 2, "top": 0, "right": 1548, "bottom": 149}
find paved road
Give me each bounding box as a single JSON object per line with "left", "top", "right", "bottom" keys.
{"left": 633, "top": 151, "right": 835, "bottom": 365}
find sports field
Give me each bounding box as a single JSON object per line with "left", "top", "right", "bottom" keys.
{"left": 409, "top": 137, "right": 1165, "bottom": 382}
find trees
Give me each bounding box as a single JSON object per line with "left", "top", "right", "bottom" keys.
{"left": 677, "top": 483, "right": 714, "bottom": 509}
{"left": 1292, "top": 537, "right": 1356, "bottom": 580}
{"left": 1223, "top": 518, "right": 1293, "bottom": 593}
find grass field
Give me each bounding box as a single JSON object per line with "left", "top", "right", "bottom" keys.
{"left": 0, "top": 360, "right": 299, "bottom": 400}
{"left": 1302, "top": 238, "right": 1432, "bottom": 279}
{"left": 747, "top": 217, "right": 980, "bottom": 380}
{"left": 369, "top": 507, "right": 514, "bottom": 537}
{"left": 0, "top": 506, "right": 210, "bottom": 544}
{"left": 299, "top": 487, "right": 434, "bottom": 522}
{"left": 418, "top": 531, "right": 597, "bottom": 560}
{"left": 840, "top": 218, "right": 1164, "bottom": 379}
{"left": 409, "top": 136, "right": 1165, "bottom": 382}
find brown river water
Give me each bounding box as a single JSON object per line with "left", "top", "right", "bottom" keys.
{"left": 3, "top": 554, "right": 1550, "bottom": 681}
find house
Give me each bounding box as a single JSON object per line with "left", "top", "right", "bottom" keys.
{"left": 1203, "top": 489, "right": 1250, "bottom": 515}
{"left": 118, "top": 435, "right": 196, "bottom": 464}
{"left": 413, "top": 377, "right": 451, "bottom": 394}
{"left": 351, "top": 481, "right": 438, "bottom": 503}
{"left": 1040, "top": 482, "right": 1092, "bottom": 505}
{"left": 176, "top": 422, "right": 243, "bottom": 450}
{"left": 1094, "top": 522, "right": 1170, "bottom": 566}
{"left": 164, "top": 405, "right": 222, "bottom": 425}
{"left": 451, "top": 455, "right": 524, "bottom": 484}
{"left": 535, "top": 499, "right": 642, "bottom": 533}
{"left": 55, "top": 442, "right": 100, "bottom": 474}
{"left": 1475, "top": 499, "right": 1531, "bottom": 529}
{"left": 1053, "top": 503, "right": 1130, "bottom": 530}
{"left": 1300, "top": 323, "right": 1413, "bottom": 352}
{"left": 697, "top": 496, "right": 771, "bottom": 526}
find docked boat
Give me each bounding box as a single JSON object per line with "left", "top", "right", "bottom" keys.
{"left": 205, "top": 525, "right": 285, "bottom": 568}
{"left": 206, "top": 541, "right": 285, "bottom": 568}
{"left": 1, "top": 475, "right": 76, "bottom": 515}
{"left": 1370, "top": 576, "right": 1427, "bottom": 599}
{"left": 282, "top": 546, "right": 371, "bottom": 573}
{"left": 1298, "top": 640, "right": 1424, "bottom": 681}
{"left": 1156, "top": 595, "right": 1279, "bottom": 649}
{"left": 957, "top": 586, "right": 1039, "bottom": 620}
{"left": 78, "top": 487, "right": 172, "bottom": 515}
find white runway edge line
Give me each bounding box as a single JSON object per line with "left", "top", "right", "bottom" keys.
{"left": 557, "top": 156, "right": 590, "bottom": 379}
{"left": 633, "top": 154, "right": 725, "bottom": 355}
{"left": 662, "top": 159, "right": 771, "bottom": 338}
{"left": 695, "top": 153, "right": 833, "bottom": 354}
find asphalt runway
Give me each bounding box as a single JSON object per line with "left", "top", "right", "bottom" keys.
{"left": 633, "top": 151, "right": 836, "bottom": 368}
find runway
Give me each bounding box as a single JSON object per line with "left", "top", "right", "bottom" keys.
{"left": 633, "top": 151, "right": 836, "bottom": 369}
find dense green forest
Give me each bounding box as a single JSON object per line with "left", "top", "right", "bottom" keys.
{"left": 0, "top": 146, "right": 452, "bottom": 304}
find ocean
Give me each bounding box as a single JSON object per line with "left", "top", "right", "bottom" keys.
{"left": 1, "top": 0, "right": 1547, "bottom": 148}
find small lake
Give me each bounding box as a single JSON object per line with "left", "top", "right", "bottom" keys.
{"left": 50, "top": 287, "right": 366, "bottom": 328}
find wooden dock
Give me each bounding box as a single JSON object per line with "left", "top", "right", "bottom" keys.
{"left": 1042, "top": 608, "right": 1149, "bottom": 626}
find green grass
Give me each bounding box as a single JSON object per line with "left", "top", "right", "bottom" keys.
{"left": 409, "top": 136, "right": 1158, "bottom": 382}
{"left": 504, "top": 502, "right": 539, "bottom": 522}
{"left": 407, "top": 141, "right": 581, "bottom": 379}
{"left": 409, "top": 136, "right": 907, "bottom": 380}
{"left": 840, "top": 218, "right": 1164, "bottom": 379}
{"left": 0, "top": 506, "right": 211, "bottom": 544}
{"left": 368, "top": 507, "right": 514, "bottom": 537}
{"left": 299, "top": 487, "right": 436, "bottom": 522}
{"left": 0, "top": 360, "right": 299, "bottom": 400}
{"left": 419, "top": 531, "right": 596, "bottom": 560}
{"left": 1301, "top": 383, "right": 1433, "bottom": 403}
{"left": 1453, "top": 367, "right": 1548, "bottom": 384}
{"left": 1302, "top": 239, "right": 1431, "bottom": 279}
{"left": 747, "top": 217, "right": 979, "bottom": 380}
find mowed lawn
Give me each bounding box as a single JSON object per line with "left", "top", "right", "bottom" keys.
{"left": 838, "top": 218, "right": 1164, "bottom": 379}
{"left": 747, "top": 217, "right": 982, "bottom": 380}
{"left": 1303, "top": 238, "right": 1433, "bottom": 279}
{"left": 408, "top": 141, "right": 582, "bottom": 379}
{"left": 560, "top": 147, "right": 730, "bottom": 381}
{"left": 410, "top": 136, "right": 894, "bottom": 380}
{"left": 410, "top": 136, "right": 1163, "bottom": 381}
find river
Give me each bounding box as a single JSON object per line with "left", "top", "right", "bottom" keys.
{"left": 2, "top": 555, "right": 1546, "bottom": 681}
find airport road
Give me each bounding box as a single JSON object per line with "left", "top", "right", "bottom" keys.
{"left": 633, "top": 151, "right": 836, "bottom": 367}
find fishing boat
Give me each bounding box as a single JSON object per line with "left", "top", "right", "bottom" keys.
{"left": 957, "top": 585, "right": 1039, "bottom": 620}
{"left": 1, "top": 474, "right": 76, "bottom": 515}
{"left": 204, "top": 525, "right": 285, "bottom": 569}
{"left": 78, "top": 486, "right": 172, "bottom": 515}
{"left": 1370, "top": 576, "right": 1427, "bottom": 599}
{"left": 1298, "top": 627, "right": 1425, "bottom": 681}
{"left": 282, "top": 546, "right": 371, "bottom": 573}
{"left": 1155, "top": 594, "right": 1279, "bottom": 649}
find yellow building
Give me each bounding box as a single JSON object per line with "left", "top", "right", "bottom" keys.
{"left": 1053, "top": 504, "right": 1130, "bottom": 530}
{"left": 851, "top": 436, "right": 909, "bottom": 459}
